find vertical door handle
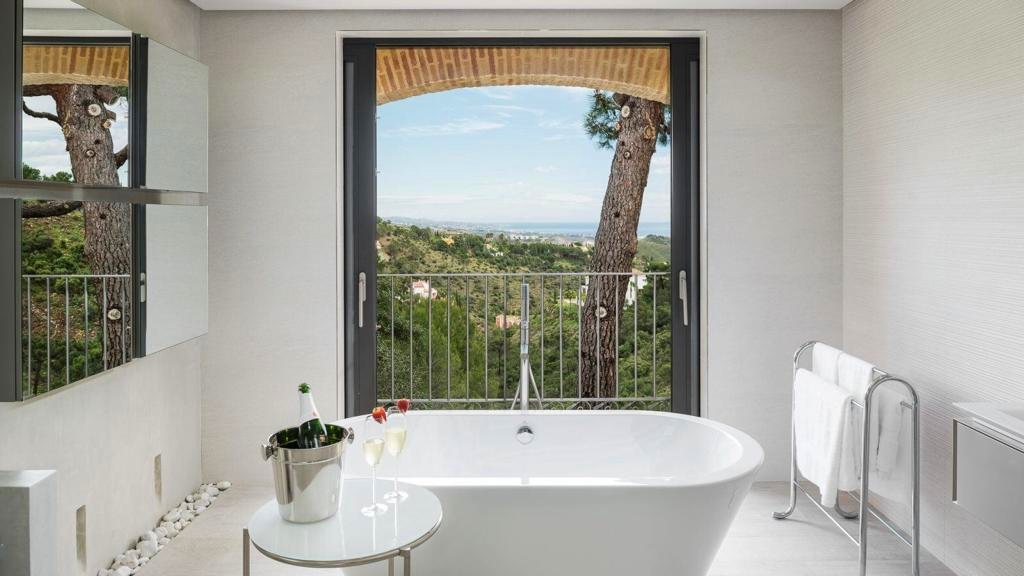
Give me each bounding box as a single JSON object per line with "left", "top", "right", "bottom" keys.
{"left": 358, "top": 272, "right": 367, "bottom": 328}
{"left": 678, "top": 270, "right": 689, "bottom": 327}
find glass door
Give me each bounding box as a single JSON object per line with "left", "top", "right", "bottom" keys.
{"left": 344, "top": 38, "right": 699, "bottom": 416}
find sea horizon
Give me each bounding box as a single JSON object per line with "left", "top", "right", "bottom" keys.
{"left": 382, "top": 216, "right": 671, "bottom": 238}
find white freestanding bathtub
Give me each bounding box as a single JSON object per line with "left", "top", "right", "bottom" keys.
{"left": 337, "top": 410, "right": 763, "bottom": 576}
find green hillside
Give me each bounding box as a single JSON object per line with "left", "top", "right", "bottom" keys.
{"left": 375, "top": 218, "right": 672, "bottom": 410}
{"left": 377, "top": 218, "right": 669, "bottom": 274}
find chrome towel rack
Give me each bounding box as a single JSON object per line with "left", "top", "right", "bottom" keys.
{"left": 773, "top": 341, "right": 920, "bottom": 576}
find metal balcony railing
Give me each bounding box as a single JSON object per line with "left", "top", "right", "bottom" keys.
{"left": 21, "top": 273, "right": 131, "bottom": 399}
{"left": 376, "top": 272, "right": 671, "bottom": 410}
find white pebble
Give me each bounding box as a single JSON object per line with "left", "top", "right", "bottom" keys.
{"left": 136, "top": 539, "right": 159, "bottom": 559}
{"left": 100, "top": 481, "right": 229, "bottom": 576}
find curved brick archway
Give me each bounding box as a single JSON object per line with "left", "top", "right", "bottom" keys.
{"left": 376, "top": 46, "right": 670, "bottom": 105}
{"left": 23, "top": 45, "right": 129, "bottom": 87}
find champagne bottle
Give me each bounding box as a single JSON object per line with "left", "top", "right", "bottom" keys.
{"left": 297, "top": 383, "right": 329, "bottom": 448}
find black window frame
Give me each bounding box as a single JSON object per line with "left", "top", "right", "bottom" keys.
{"left": 1, "top": 0, "right": 150, "bottom": 401}
{"left": 342, "top": 37, "right": 701, "bottom": 417}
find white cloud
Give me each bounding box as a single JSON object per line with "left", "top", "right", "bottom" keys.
{"left": 474, "top": 87, "right": 516, "bottom": 101}
{"left": 384, "top": 119, "right": 505, "bottom": 137}
{"left": 534, "top": 165, "right": 556, "bottom": 174}
{"left": 482, "top": 104, "right": 545, "bottom": 118}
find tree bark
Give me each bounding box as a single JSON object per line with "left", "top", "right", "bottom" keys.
{"left": 22, "top": 201, "right": 82, "bottom": 218}
{"left": 32, "top": 84, "right": 132, "bottom": 368}
{"left": 579, "top": 95, "right": 662, "bottom": 401}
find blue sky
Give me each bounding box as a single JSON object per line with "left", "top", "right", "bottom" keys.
{"left": 377, "top": 85, "right": 670, "bottom": 227}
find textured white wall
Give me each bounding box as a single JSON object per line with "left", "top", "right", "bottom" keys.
{"left": 843, "top": 0, "right": 1024, "bottom": 574}
{"left": 0, "top": 338, "right": 203, "bottom": 576}
{"left": 200, "top": 9, "right": 842, "bottom": 484}
{"left": 73, "top": 0, "right": 201, "bottom": 59}
{"left": 2, "top": 1, "right": 204, "bottom": 574}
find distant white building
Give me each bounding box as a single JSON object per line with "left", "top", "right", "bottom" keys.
{"left": 495, "top": 314, "right": 521, "bottom": 329}
{"left": 411, "top": 280, "right": 439, "bottom": 300}
{"left": 625, "top": 272, "right": 648, "bottom": 306}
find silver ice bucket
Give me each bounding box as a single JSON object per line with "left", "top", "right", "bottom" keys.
{"left": 261, "top": 424, "right": 355, "bottom": 523}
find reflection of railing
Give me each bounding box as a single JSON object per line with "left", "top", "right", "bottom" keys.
{"left": 376, "top": 272, "right": 671, "bottom": 410}
{"left": 21, "top": 273, "right": 131, "bottom": 399}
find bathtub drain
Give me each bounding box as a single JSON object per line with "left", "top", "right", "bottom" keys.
{"left": 516, "top": 424, "right": 535, "bottom": 444}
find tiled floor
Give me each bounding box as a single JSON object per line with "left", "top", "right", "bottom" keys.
{"left": 139, "top": 482, "right": 955, "bottom": 576}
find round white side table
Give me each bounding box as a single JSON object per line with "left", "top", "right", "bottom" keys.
{"left": 244, "top": 478, "right": 442, "bottom": 576}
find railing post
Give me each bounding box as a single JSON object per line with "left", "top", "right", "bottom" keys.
{"left": 374, "top": 272, "right": 670, "bottom": 408}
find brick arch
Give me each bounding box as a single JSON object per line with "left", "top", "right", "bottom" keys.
{"left": 23, "top": 45, "right": 129, "bottom": 87}
{"left": 376, "top": 46, "right": 670, "bottom": 105}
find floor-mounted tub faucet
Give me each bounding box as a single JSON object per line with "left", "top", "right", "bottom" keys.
{"left": 511, "top": 282, "right": 541, "bottom": 416}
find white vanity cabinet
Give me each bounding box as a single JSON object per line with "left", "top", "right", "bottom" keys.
{"left": 954, "top": 406, "right": 1024, "bottom": 549}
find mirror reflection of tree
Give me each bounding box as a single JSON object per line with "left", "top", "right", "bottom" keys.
{"left": 22, "top": 69, "right": 133, "bottom": 387}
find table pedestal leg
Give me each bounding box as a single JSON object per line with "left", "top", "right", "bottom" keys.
{"left": 242, "top": 528, "right": 250, "bottom": 576}
{"left": 388, "top": 557, "right": 395, "bottom": 576}
{"left": 400, "top": 549, "right": 411, "bottom": 576}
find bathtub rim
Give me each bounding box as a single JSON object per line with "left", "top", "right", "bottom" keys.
{"left": 335, "top": 409, "right": 764, "bottom": 489}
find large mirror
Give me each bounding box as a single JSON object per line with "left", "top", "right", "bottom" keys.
{"left": 12, "top": 0, "right": 208, "bottom": 399}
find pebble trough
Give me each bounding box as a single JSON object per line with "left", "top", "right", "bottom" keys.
{"left": 96, "top": 481, "right": 232, "bottom": 576}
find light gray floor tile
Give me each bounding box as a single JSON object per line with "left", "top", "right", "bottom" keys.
{"left": 137, "top": 482, "right": 956, "bottom": 576}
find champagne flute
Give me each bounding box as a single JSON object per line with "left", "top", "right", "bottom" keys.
{"left": 361, "top": 414, "right": 388, "bottom": 517}
{"left": 383, "top": 406, "right": 409, "bottom": 503}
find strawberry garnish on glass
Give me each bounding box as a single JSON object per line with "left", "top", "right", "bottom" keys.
{"left": 372, "top": 406, "right": 387, "bottom": 424}
{"left": 396, "top": 398, "right": 412, "bottom": 414}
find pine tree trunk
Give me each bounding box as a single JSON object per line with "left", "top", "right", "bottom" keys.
{"left": 579, "top": 95, "right": 662, "bottom": 402}
{"left": 46, "top": 84, "right": 132, "bottom": 368}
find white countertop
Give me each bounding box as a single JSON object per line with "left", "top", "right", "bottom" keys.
{"left": 247, "top": 478, "right": 442, "bottom": 567}
{"left": 955, "top": 402, "right": 1024, "bottom": 448}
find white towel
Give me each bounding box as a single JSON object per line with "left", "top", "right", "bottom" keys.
{"left": 871, "top": 385, "right": 912, "bottom": 502}
{"left": 836, "top": 353, "right": 876, "bottom": 491}
{"left": 794, "top": 368, "right": 852, "bottom": 507}
{"left": 812, "top": 343, "right": 842, "bottom": 383}
{"left": 875, "top": 386, "right": 908, "bottom": 474}
{"left": 837, "top": 353, "right": 875, "bottom": 402}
